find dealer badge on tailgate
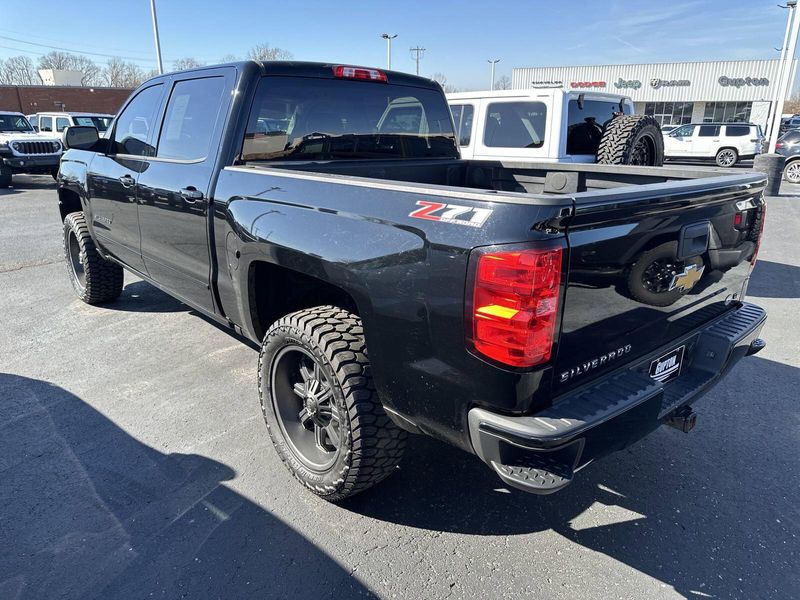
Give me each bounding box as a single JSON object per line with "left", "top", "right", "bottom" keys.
{"left": 650, "top": 345, "right": 685, "bottom": 384}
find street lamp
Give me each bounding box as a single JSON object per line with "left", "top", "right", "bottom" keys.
{"left": 488, "top": 59, "right": 500, "bottom": 90}
{"left": 381, "top": 33, "right": 397, "bottom": 70}
{"left": 149, "top": 0, "right": 164, "bottom": 75}
{"left": 769, "top": 0, "right": 800, "bottom": 152}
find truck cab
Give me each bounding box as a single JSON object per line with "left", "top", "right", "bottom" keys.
{"left": 447, "top": 89, "right": 635, "bottom": 163}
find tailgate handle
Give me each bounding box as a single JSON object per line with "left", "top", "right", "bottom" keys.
{"left": 677, "top": 221, "right": 710, "bottom": 260}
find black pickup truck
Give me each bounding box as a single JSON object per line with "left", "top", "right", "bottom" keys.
{"left": 57, "top": 61, "right": 767, "bottom": 500}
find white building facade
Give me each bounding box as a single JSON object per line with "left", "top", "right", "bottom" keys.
{"left": 512, "top": 59, "right": 796, "bottom": 132}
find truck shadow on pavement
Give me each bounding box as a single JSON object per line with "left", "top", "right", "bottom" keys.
{"left": 343, "top": 354, "right": 799, "bottom": 600}
{"left": 0, "top": 374, "right": 375, "bottom": 600}
{"left": 746, "top": 259, "right": 800, "bottom": 298}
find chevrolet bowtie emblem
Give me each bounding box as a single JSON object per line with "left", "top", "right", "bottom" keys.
{"left": 669, "top": 264, "right": 705, "bottom": 292}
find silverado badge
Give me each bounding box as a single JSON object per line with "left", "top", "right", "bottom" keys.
{"left": 668, "top": 264, "right": 704, "bottom": 292}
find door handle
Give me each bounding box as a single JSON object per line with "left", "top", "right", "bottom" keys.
{"left": 119, "top": 174, "right": 135, "bottom": 188}
{"left": 179, "top": 187, "right": 204, "bottom": 203}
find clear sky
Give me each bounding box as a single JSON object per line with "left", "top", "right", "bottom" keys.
{"left": 0, "top": 0, "right": 794, "bottom": 90}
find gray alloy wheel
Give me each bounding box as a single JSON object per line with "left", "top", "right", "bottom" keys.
{"left": 784, "top": 160, "right": 800, "bottom": 183}
{"left": 715, "top": 148, "right": 738, "bottom": 168}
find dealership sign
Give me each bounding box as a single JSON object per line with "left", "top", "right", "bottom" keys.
{"left": 614, "top": 78, "right": 642, "bottom": 89}
{"left": 530, "top": 80, "right": 563, "bottom": 88}
{"left": 718, "top": 75, "right": 769, "bottom": 87}
{"left": 650, "top": 78, "right": 691, "bottom": 89}
{"left": 570, "top": 81, "right": 606, "bottom": 88}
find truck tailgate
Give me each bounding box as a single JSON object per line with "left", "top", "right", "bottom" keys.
{"left": 555, "top": 173, "right": 766, "bottom": 392}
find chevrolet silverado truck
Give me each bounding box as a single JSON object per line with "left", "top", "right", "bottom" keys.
{"left": 1, "top": 112, "right": 63, "bottom": 187}
{"left": 56, "top": 61, "right": 767, "bottom": 500}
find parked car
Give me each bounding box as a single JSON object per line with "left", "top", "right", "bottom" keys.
{"left": 775, "top": 129, "right": 800, "bottom": 182}
{"left": 779, "top": 115, "right": 800, "bottom": 135}
{"left": 663, "top": 122, "right": 763, "bottom": 167}
{"left": 57, "top": 61, "right": 767, "bottom": 500}
{"left": 447, "top": 89, "right": 665, "bottom": 166}
{"left": 29, "top": 112, "right": 114, "bottom": 140}
{"left": 0, "top": 112, "right": 63, "bottom": 186}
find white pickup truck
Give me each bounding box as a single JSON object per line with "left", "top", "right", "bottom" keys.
{"left": 447, "top": 89, "right": 663, "bottom": 166}
{"left": 0, "top": 112, "right": 63, "bottom": 187}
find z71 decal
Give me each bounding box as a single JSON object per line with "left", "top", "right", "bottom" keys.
{"left": 408, "top": 201, "right": 492, "bottom": 228}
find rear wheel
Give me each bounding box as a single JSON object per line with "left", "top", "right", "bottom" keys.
{"left": 715, "top": 148, "right": 738, "bottom": 168}
{"left": 63, "top": 212, "right": 124, "bottom": 304}
{"left": 259, "top": 305, "right": 407, "bottom": 501}
{"left": 784, "top": 160, "right": 800, "bottom": 183}
{"left": 596, "top": 114, "right": 664, "bottom": 166}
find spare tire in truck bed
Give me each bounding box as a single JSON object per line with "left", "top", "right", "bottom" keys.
{"left": 596, "top": 114, "right": 664, "bottom": 166}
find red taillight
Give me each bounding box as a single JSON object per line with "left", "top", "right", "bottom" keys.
{"left": 776, "top": 141, "right": 784, "bottom": 149}
{"left": 468, "top": 245, "right": 563, "bottom": 368}
{"left": 332, "top": 65, "right": 388, "bottom": 82}
{"left": 751, "top": 201, "right": 767, "bottom": 269}
{"left": 734, "top": 212, "right": 743, "bottom": 227}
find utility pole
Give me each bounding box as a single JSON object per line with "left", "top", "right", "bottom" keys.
{"left": 487, "top": 59, "right": 500, "bottom": 90}
{"left": 381, "top": 33, "right": 397, "bottom": 70}
{"left": 766, "top": 2, "right": 794, "bottom": 141}
{"left": 770, "top": 0, "right": 800, "bottom": 152}
{"left": 149, "top": 0, "right": 164, "bottom": 75}
{"left": 410, "top": 46, "right": 426, "bottom": 75}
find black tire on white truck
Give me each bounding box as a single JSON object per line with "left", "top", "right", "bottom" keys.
{"left": 596, "top": 114, "right": 664, "bottom": 167}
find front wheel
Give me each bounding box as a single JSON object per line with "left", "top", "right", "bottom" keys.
{"left": 63, "top": 212, "right": 124, "bottom": 304}
{"left": 715, "top": 148, "right": 738, "bottom": 168}
{"left": 784, "top": 160, "right": 800, "bottom": 183}
{"left": 259, "top": 305, "right": 407, "bottom": 501}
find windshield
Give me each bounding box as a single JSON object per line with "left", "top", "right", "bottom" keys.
{"left": 0, "top": 113, "right": 34, "bottom": 133}
{"left": 242, "top": 76, "right": 458, "bottom": 161}
{"left": 72, "top": 116, "right": 112, "bottom": 132}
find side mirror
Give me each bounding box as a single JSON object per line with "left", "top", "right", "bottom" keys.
{"left": 64, "top": 125, "right": 99, "bottom": 150}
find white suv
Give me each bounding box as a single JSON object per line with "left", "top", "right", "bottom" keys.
{"left": 28, "top": 112, "right": 114, "bottom": 140}
{"left": 663, "top": 122, "right": 763, "bottom": 167}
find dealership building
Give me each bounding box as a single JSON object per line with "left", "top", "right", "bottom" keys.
{"left": 511, "top": 59, "right": 796, "bottom": 131}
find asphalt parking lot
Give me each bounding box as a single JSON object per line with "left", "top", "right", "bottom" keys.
{"left": 1, "top": 174, "right": 798, "bottom": 600}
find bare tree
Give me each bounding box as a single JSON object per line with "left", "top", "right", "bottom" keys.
{"left": 172, "top": 57, "right": 204, "bottom": 71}
{"left": 219, "top": 54, "right": 238, "bottom": 63}
{"left": 38, "top": 51, "right": 75, "bottom": 71}
{"left": 783, "top": 94, "right": 800, "bottom": 115}
{"left": 494, "top": 75, "right": 512, "bottom": 90}
{"left": 431, "top": 72, "right": 459, "bottom": 93}
{"left": 103, "top": 58, "right": 145, "bottom": 88}
{"left": 247, "top": 43, "right": 293, "bottom": 61}
{"left": 1, "top": 55, "right": 41, "bottom": 85}
{"left": 73, "top": 55, "right": 103, "bottom": 86}
{"left": 36, "top": 51, "right": 102, "bottom": 85}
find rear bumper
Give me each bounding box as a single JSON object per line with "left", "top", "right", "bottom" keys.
{"left": 468, "top": 303, "right": 767, "bottom": 494}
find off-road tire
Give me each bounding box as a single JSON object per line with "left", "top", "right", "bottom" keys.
{"left": 63, "top": 212, "right": 124, "bottom": 304}
{"left": 259, "top": 305, "right": 407, "bottom": 501}
{"left": 596, "top": 114, "right": 664, "bottom": 166}
{"left": 626, "top": 241, "right": 704, "bottom": 307}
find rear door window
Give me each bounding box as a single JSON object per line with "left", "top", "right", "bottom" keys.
{"left": 156, "top": 76, "right": 226, "bottom": 160}
{"left": 483, "top": 101, "right": 546, "bottom": 148}
{"left": 39, "top": 116, "right": 53, "bottom": 132}
{"left": 698, "top": 125, "right": 720, "bottom": 137}
{"left": 566, "top": 99, "right": 626, "bottom": 155}
{"left": 56, "top": 117, "right": 70, "bottom": 132}
{"left": 450, "top": 104, "right": 475, "bottom": 147}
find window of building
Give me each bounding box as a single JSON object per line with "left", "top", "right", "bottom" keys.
{"left": 157, "top": 77, "right": 226, "bottom": 160}
{"left": 698, "top": 125, "right": 720, "bottom": 137}
{"left": 643, "top": 101, "right": 694, "bottom": 126}
{"left": 566, "top": 99, "right": 627, "bottom": 155}
{"left": 483, "top": 101, "right": 546, "bottom": 148}
{"left": 703, "top": 102, "right": 751, "bottom": 123}
{"left": 450, "top": 103, "right": 474, "bottom": 146}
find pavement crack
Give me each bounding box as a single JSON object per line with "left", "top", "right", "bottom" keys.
{"left": 0, "top": 257, "right": 61, "bottom": 273}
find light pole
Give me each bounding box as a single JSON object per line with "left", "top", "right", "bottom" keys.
{"left": 488, "top": 59, "right": 500, "bottom": 90}
{"left": 381, "top": 33, "right": 397, "bottom": 70}
{"left": 149, "top": 0, "right": 164, "bottom": 75}
{"left": 769, "top": 0, "right": 800, "bottom": 152}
